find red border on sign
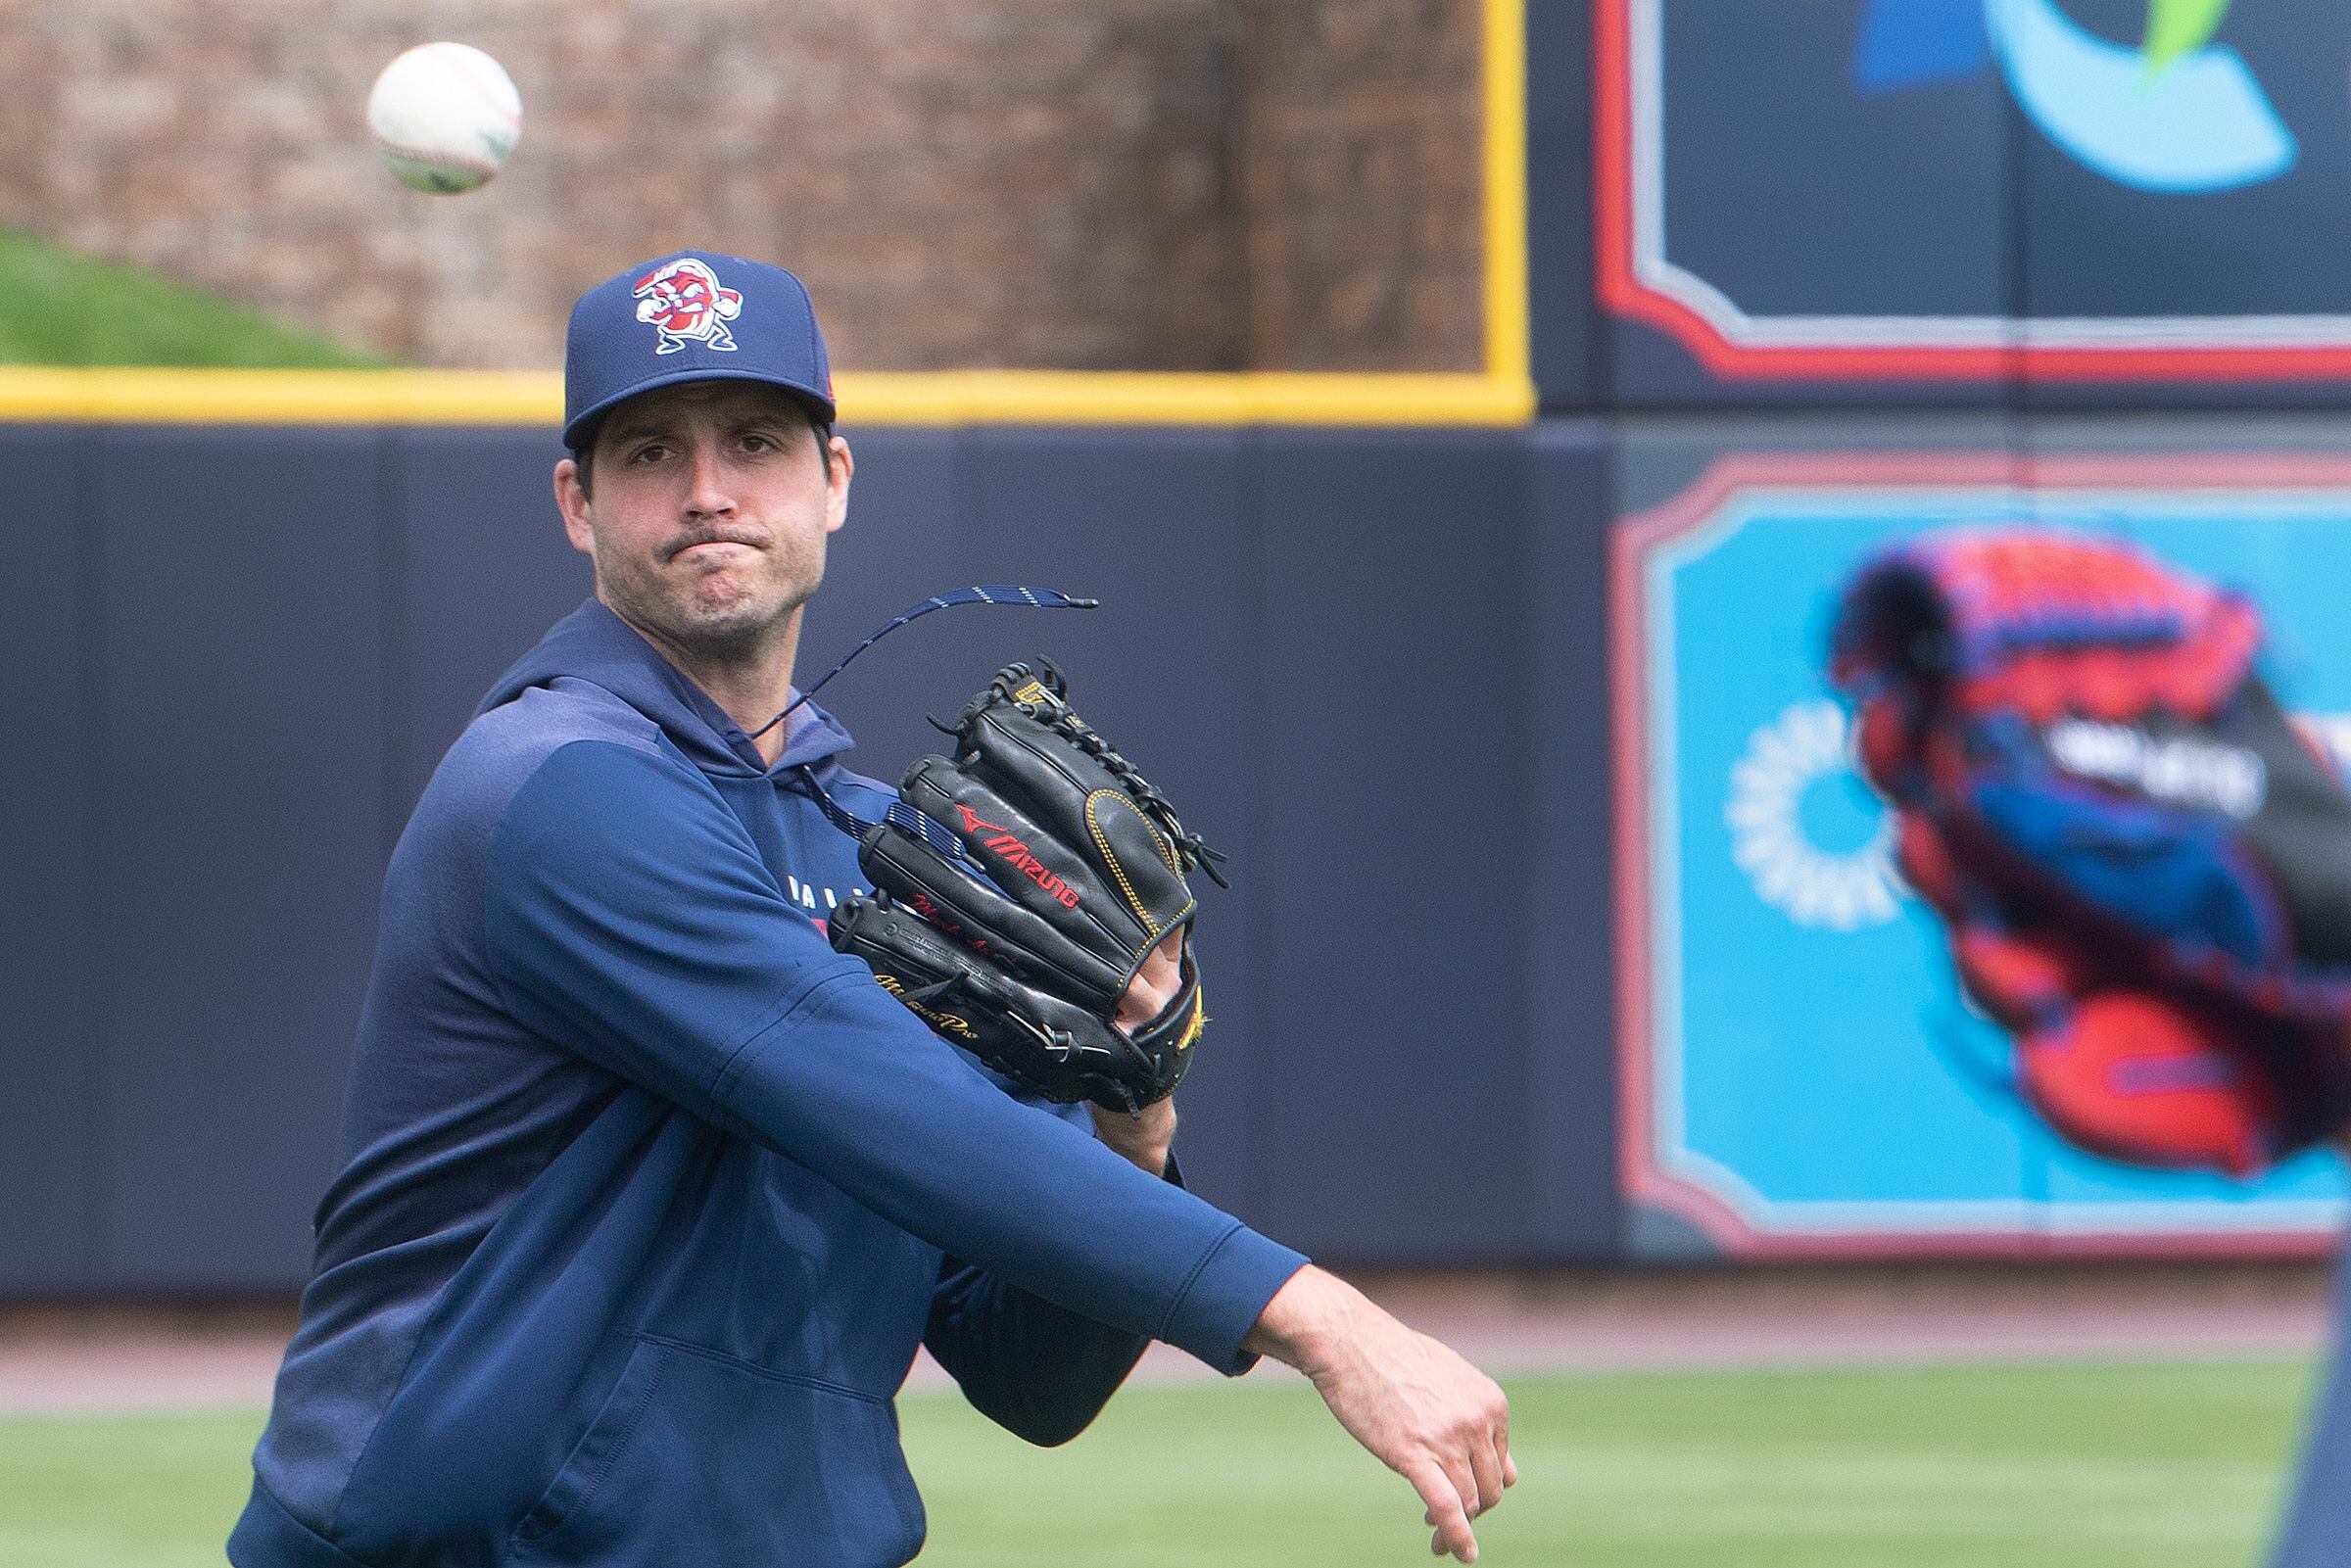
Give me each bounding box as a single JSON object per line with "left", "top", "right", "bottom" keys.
{"left": 1591, "top": 0, "right": 2351, "bottom": 383}
{"left": 1611, "top": 451, "right": 2351, "bottom": 1259}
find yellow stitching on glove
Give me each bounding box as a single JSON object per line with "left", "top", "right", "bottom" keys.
{"left": 1176, "top": 987, "right": 1206, "bottom": 1053}
{"left": 1086, "top": 788, "right": 1160, "bottom": 933}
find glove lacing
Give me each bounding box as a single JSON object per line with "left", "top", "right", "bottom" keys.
{"left": 970, "top": 658, "right": 1232, "bottom": 890}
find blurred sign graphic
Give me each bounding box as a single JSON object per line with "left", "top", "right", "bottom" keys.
{"left": 1613, "top": 453, "right": 2351, "bottom": 1257}
{"left": 1725, "top": 699, "right": 1902, "bottom": 932}
{"left": 1859, "top": 0, "right": 2291, "bottom": 194}
{"left": 1595, "top": 0, "right": 2351, "bottom": 378}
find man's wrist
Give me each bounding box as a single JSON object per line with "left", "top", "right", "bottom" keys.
{"left": 1241, "top": 1264, "right": 1357, "bottom": 1374}
{"left": 1090, "top": 1098, "right": 1176, "bottom": 1175}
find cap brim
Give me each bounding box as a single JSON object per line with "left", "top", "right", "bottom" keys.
{"left": 562, "top": 364, "right": 837, "bottom": 451}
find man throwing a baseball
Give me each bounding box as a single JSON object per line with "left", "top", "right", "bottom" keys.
{"left": 228, "top": 251, "right": 1513, "bottom": 1568}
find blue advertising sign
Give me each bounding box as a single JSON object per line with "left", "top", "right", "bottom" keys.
{"left": 1595, "top": 0, "right": 2351, "bottom": 383}
{"left": 1613, "top": 452, "right": 2351, "bottom": 1255}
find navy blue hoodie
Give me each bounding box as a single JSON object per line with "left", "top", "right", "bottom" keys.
{"left": 229, "top": 600, "right": 1308, "bottom": 1568}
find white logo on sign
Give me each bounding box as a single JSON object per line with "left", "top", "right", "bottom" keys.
{"left": 2297, "top": 714, "right": 2351, "bottom": 779}
{"left": 1726, "top": 700, "right": 1900, "bottom": 931}
{"left": 2043, "top": 718, "right": 2267, "bottom": 818}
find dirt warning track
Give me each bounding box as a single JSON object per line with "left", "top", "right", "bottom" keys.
{"left": 1, "top": 1262, "right": 2336, "bottom": 1413}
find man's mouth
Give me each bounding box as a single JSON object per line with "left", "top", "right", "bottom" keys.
{"left": 670, "top": 537, "right": 760, "bottom": 562}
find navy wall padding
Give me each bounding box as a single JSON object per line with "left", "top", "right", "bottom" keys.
{"left": 86, "top": 428, "right": 391, "bottom": 1290}
{"left": 796, "top": 428, "right": 990, "bottom": 771}
{"left": 1524, "top": 422, "right": 1621, "bottom": 1253}
{"left": 0, "top": 428, "right": 103, "bottom": 1292}
{"left": 8, "top": 419, "right": 1617, "bottom": 1294}
{"left": 1245, "top": 429, "right": 1549, "bottom": 1258}
{"left": 394, "top": 428, "right": 590, "bottom": 812}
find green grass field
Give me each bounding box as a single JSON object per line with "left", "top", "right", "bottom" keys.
{"left": 0, "top": 227, "right": 385, "bottom": 368}
{"left": 0, "top": 1358, "right": 2318, "bottom": 1568}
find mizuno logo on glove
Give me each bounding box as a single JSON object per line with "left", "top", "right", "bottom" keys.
{"left": 956, "top": 804, "right": 1082, "bottom": 909}
{"left": 829, "top": 658, "right": 1212, "bottom": 1113}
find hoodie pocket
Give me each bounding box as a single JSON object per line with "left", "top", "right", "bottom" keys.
{"left": 507, "top": 1335, "right": 925, "bottom": 1567}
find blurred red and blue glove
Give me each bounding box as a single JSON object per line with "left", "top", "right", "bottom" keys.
{"left": 1831, "top": 530, "right": 2351, "bottom": 1175}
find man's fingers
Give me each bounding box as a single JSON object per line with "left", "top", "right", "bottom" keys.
{"left": 1504, "top": 1449, "right": 1520, "bottom": 1488}
{"left": 1447, "top": 1458, "right": 1481, "bottom": 1517}
{"left": 1403, "top": 1458, "right": 1480, "bottom": 1563}
{"left": 1467, "top": 1438, "right": 1506, "bottom": 1516}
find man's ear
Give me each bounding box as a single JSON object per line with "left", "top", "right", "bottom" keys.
{"left": 553, "top": 457, "right": 596, "bottom": 556}
{"left": 824, "top": 435, "right": 854, "bottom": 536}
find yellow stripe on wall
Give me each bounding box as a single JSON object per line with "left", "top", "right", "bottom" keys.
{"left": 0, "top": 0, "right": 1536, "bottom": 431}
{"left": 1482, "top": 0, "right": 1533, "bottom": 387}
{"left": 0, "top": 368, "right": 1535, "bottom": 429}
{"left": 0, "top": 366, "right": 559, "bottom": 425}
{"left": 840, "top": 371, "right": 1534, "bottom": 427}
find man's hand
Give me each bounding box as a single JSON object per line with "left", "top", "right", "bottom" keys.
{"left": 1113, "top": 929, "right": 1184, "bottom": 1032}
{"left": 1244, "top": 1265, "right": 1515, "bottom": 1562}
{"left": 1088, "top": 933, "right": 1186, "bottom": 1172}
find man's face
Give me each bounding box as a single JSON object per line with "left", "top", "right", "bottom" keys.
{"left": 552, "top": 380, "right": 851, "bottom": 660}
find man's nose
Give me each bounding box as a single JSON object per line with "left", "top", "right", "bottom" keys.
{"left": 683, "top": 442, "right": 736, "bottom": 517}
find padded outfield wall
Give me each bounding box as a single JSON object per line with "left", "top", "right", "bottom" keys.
{"left": 11, "top": 413, "right": 2350, "bottom": 1295}
{"left": 0, "top": 418, "right": 1616, "bottom": 1294}
{"left": 14, "top": 0, "right": 2351, "bottom": 1293}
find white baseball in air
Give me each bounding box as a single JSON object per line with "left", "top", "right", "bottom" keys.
{"left": 367, "top": 42, "right": 522, "bottom": 195}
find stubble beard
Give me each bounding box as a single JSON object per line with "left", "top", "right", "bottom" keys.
{"left": 601, "top": 548, "right": 820, "bottom": 671}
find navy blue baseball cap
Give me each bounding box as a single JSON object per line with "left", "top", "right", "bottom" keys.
{"left": 561, "top": 249, "right": 836, "bottom": 451}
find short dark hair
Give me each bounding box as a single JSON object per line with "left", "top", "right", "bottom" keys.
{"left": 569, "top": 395, "right": 835, "bottom": 498}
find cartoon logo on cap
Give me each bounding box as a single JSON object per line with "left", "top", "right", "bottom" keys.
{"left": 632, "top": 258, "right": 744, "bottom": 355}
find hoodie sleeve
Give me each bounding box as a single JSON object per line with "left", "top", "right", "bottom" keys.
{"left": 924, "top": 1254, "right": 1150, "bottom": 1447}
{"left": 922, "top": 1144, "right": 1208, "bottom": 1445}
{"left": 482, "top": 738, "right": 1306, "bottom": 1373}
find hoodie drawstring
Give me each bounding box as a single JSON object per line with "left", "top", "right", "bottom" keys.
{"left": 771, "top": 584, "right": 1098, "bottom": 865}
{"left": 747, "top": 585, "right": 1097, "bottom": 743}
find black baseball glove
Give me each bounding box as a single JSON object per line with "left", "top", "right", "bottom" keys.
{"left": 829, "top": 660, "right": 1224, "bottom": 1113}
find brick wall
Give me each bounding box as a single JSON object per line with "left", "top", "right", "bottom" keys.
{"left": 1235, "top": 0, "right": 1485, "bottom": 371}
{"left": 0, "top": 0, "right": 1482, "bottom": 371}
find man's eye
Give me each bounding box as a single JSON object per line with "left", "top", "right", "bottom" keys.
{"left": 628, "top": 443, "right": 670, "bottom": 464}
{"left": 739, "top": 433, "right": 777, "bottom": 452}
